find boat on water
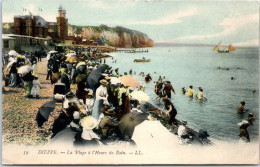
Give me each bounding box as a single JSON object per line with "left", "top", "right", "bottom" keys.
{"left": 134, "top": 59, "right": 151, "bottom": 62}
{"left": 213, "top": 41, "right": 235, "bottom": 53}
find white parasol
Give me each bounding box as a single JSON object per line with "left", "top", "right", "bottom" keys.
{"left": 47, "top": 51, "right": 58, "bottom": 60}
{"left": 18, "top": 65, "right": 33, "bottom": 77}
{"left": 132, "top": 120, "right": 178, "bottom": 146}
{"left": 8, "top": 50, "right": 18, "bottom": 56}
{"left": 65, "top": 52, "right": 76, "bottom": 58}
{"left": 130, "top": 90, "right": 150, "bottom": 102}
{"left": 110, "top": 77, "right": 122, "bottom": 85}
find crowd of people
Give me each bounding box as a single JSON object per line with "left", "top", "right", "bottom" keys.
{"left": 2, "top": 46, "right": 256, "bottom": 145}
{"left": 3, "top": 50, "right": 46, "bottom": 98}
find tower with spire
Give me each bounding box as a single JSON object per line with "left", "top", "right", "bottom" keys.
{"left": 56, "top": 5, "right": 68, "bottom": 42}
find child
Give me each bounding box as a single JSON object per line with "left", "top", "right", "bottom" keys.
{"left": 31, "top": 76, "right": 41, "bottom": 98}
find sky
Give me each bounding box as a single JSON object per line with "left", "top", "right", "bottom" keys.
{"left": 1, "top": 0, "right": 259, "bottom": 46}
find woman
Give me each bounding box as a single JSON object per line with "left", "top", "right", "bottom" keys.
{"left": 117, "top": 84, "right": 130, "bottom": 121}
{"left": 76, "top": 82, "right": 88, "bottom": 104}
{"left": 162, "top": 97, "right": 177, "bottom": 125}
{"left": 8, "top": 62, "right": 18, "bottom": 87}
{"left": 85, "top": 91, "right": 95, "bottom": 115}
{"left": 74, "top": 116, "right": 101, "bottom": 146}
{"left": 92, "top": 80, "right": 109, "bottom": 121}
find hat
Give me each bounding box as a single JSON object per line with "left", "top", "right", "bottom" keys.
{"left": 102, "top": 73, "right": 109, "bottom": 77}
{"left": 248, "top": 113, "right": 254, "bottom": 116}
{"left": 80, "top": 116, "right": 98, "bottom": 130}
{"left": 78, "top": 104, "right": 86, "bottom": 113}
{"left": 237, "top": 120, "right": 249, "bottom": 127}
{"left": 101, "top": 105, "right": 110, "bottom": 113}
{"left": 162, "top": 97, "right": 169, "bottom": 102}
{"left": 66, "top": 92, "right": 74, "bottom": 98}
{"left": 105, "top": 77, "right": 111, "bottom": 80}
{"left": 100, "top": 79, "right": 109, "bottom": 85}
{"left": 104, "top": 109, "right": 116, "bottom": 116}
{"left": 87, "top": 92, "right": 93, "bottom": 96}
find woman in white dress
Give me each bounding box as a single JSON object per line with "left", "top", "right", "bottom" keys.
{"left": 30, "top": 76, "right": 41, "bottom": 98}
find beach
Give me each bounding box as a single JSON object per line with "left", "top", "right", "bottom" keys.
{"left": 1, "top": 46, "right": 259, "bottom": 165}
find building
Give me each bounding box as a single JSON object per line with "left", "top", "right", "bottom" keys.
{"left": 56, "top": 5, "right": 68, "bottom": 42}
{"left": 1, "top": 5, "right": 69, "bottom": 52}
{"left": 13, "top": 12, "right": 48, "bottom": 38}
{"left": 6, "top": 5, "right": 68, "bottom": 43}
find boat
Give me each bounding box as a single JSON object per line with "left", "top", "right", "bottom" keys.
{"left": 134, "top": 59, "right": 151, "bottom": 62}
{"left": 213, "top": 41, "right": 235, "bottom": 53}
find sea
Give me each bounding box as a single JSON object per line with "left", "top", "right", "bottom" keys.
{"left": 104, "top": 46, "right": 259, "bottom": 143}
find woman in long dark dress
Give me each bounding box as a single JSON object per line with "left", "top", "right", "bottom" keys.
{"left": 162, "top": 97, "right": 177, "bottom": 125}
{"left": 8, "top": 63, "right": 18, "bottom": 87}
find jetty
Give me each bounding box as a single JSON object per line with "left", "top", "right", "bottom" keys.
{"left": 115, "top": 49, "right": 149, "bottom": 53}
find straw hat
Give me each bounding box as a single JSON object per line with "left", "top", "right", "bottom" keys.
{"left": 87, "top": 92, "right": 93, "bottom": 96}
{"left": 78, "top": 104, "right": 86, "bottom": 113}
{"left": 66, "top": 92, "right": 74, "bottom": 98}
{"left": 100, "top": 79, "right": 109, "bottom": 86}
{"left": 162, "top": 97, "right": 169, "bottom": 102}
{"left": 80, "top": 116, "right": 98, "bottom": 130}
{"left": 104, "top": 109, "right": 116, "bottom": 116}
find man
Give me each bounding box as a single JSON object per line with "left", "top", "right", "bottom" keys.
{"left": 186, "top": 85, "right": 194, "bottom": 97}
{"left": 60, "top": 66, "right": 71, "bottom": 94}
{"left": 46, "top": 60, "right": 53, "bottom": 80}
{"left": 238, "top": 101, "right": 246, "bottom": 113}
{"left": 196, "top": 87, "right": 207, "bottom": 100}
{"left": 145, "top": 74, "right": 152, "bottom": 82}
{"left": 98, "top": 109, "right": 118, "bottom": 139}
{"left": 163, "top": 81, "right": 176, "bottom": 98}
{"left": 114, "top": 68, "right": 119, "bottom": 77}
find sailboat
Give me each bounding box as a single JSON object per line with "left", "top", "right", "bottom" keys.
{"left": 213, "top": 41, "right": 235, "bottom": 53}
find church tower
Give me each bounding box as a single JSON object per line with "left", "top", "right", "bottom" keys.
{"left": 56, "top": 5, "right": 68, "bottom": 42}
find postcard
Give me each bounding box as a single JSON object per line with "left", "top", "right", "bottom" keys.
{"left": 1, "top": 0, "right": 259, "bottom": 165}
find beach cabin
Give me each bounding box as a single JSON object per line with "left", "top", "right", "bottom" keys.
{"left": 2, "top": 34, "right": 15, "bottom": 52}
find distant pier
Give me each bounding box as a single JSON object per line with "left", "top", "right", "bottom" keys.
{"left": 115, "top": 48, "right": 149, "bottom": 53}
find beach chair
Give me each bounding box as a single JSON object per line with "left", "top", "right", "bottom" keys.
{"left": 53, "top": 83, "right": 66, "bottom": 102}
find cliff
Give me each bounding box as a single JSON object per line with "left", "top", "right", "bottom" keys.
{"left": 68, "top": 24, "right": 154, "bottom": 48}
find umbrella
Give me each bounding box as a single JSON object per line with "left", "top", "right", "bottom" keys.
{"left": 65, "top": 56, "right": 78, "bottom": 64}
{"left": 97, "top": 64, "right": 109, "bottom": 73}
{"left": 119, "top": 76, "right": 140, "bottom": 88}
{"left": 131, "top": 120, "right": 178, "bottom": 146}
{"left": 46, "top": 51, "right": 57, "bottom": 60}
{"left": 17, "top": 65, "right": 33, "bottom": 77}
{"left": 86, "top": 69, "right": 102, "bottom": 89}
{"left": 65, "top": 52, "right": 76, "bottom": 58}
{"left": 118, "top": 112, "right": 148, "bottom": 139}
{"left": 110, "top": 77, "right": 122, "bottom": 85}
{"left": 130, "top": 91, "right": 150, "bottom": 102}
{"left": 8, "top": 50, "right": 18, "bottom": 56}
{"left": 36, "top": 101, "right": 56, "bottom": 127}
{"left": 50, "top": 127, "right": 75, "bottom": 147}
